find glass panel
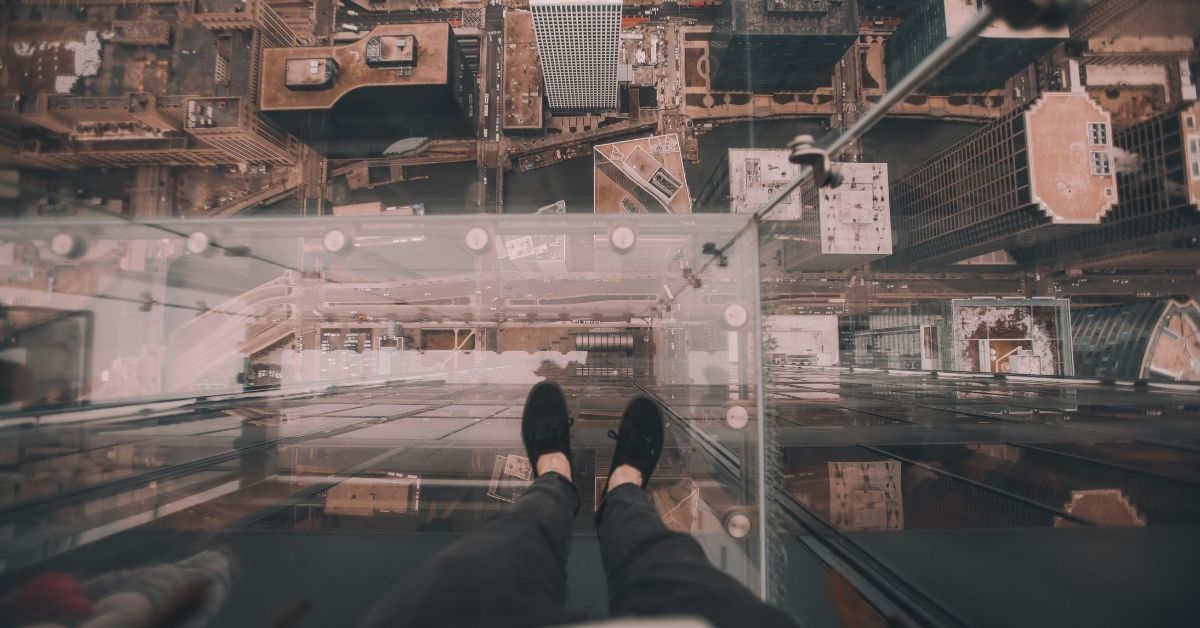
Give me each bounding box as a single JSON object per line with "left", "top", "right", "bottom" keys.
{"left": 0, "top": 214, "right": 767, "bottom": 601}
{"left": 2, "top": 0, "right": 1199, "bottom": 626}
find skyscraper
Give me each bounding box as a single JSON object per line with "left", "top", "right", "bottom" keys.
{"left": 880, "top": 92, "right": 1118, "bottom": 269}
{"left": 885, "top": 0, "right": 1067, "bottom": 93}
{"left": 1011, "top": 101, "right": 1200, "bottom": 269}
{"left": 1073, "top": 299, "right": 1200, "bottom": 381}
{"left": 709, "top": 0, "right": 858, "bottom": 93}
{"left": 530, "top": 0, "right": 621, "bottom": 111}
{"left": 1070, "top": 0, "right": 1200, "bottom": 39}
{"left": 726, "top": 149, "right": 892, "bottom": 271}
{"left": 260, "top": 24, "right": 476, "bottom": 158}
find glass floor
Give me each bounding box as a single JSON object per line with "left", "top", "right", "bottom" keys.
{"left": 0, "top": 217, "right": 1198, "bottom": 627}
{"left": 1, "top": 0, "right": 1199, "bottom": 625}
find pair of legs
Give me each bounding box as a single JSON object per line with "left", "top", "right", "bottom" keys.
{"left": 359, "top": 383, "right": 797, "bottom": 628}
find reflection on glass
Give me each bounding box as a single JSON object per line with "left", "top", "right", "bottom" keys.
{"left": 1, "top": 0, "right": 1199, "bottom": 625}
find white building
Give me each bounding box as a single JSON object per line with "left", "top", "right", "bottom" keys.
{"left": 763, "top": 315, "right": 840, "bottom": 366}
{"left": 729, "top": 149, "right": 892, "bottom": 271}
{"left": 530, "top": 0, "right": 621, "bottom": 111}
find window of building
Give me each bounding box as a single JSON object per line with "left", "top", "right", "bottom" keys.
{"left": 1187, "top": 115, "right": 1196, "bottom": 129}
{"left": 1090, "top": 151, "right": 1111, "bottom": 176}
{"left": 1088, "top": 122, "right": 1108, "bottom": 145}
{"left": 1189, "top": 136, "right": 1200, "bottom": 179}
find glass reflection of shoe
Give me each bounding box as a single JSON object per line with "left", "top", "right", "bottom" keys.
{"left": 604, "top": 397, "right": 664, "bottom": 492}
{"left": 521, "top": 381, "right": 573, "bottom": 478}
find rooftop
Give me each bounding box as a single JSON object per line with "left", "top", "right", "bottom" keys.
{"left": 816, "top": 162, "right": 891, "bottom": 256}
{"left": 729, "top": 148, "right": 802, "bottom": 219}
{"left": 260, "top": 24, "right": 451, "bottom": 111}
{"left": 594, "top": 134, "right": 692, "bottom": 214}
{"left": 0, "top": 10, "right": 248, "bottom": 100}
{"left": 503, "top": 11, "right": 544, "bottom": 130}
{"left": 944, "top": 0, "right": 1067, "bottom": 39}
{"left": 1025, "top": 93, "right": 1118, "bottom": 223}
{"left": 725, "top": 0, "right": 858, "bottom": 35}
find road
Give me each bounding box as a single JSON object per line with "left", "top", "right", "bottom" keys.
{"left": 478, "top": 3, "right": 505, "bottom": 212}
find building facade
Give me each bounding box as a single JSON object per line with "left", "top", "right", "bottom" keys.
{"left": 709, "top": 0, "right": 858, "bottom": 93}
{"left": 1012, "top": 101, "right": 1200, "bottom": 269}
{"left": 530, "top": 0, "right": 621, "bottom": 111}
{"left": 1073, "top": 299, "right": 1200, "bottom": 381}
{"left": 881, "top": 92, "right": 1118, "bottom": 269}
{"left": 885, "top": 0, "right": 1067, "bottom": 93}
{"left": 1070, "top": 0, "right": 1200, "bottom": 40}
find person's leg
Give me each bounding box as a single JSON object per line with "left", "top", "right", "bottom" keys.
{"left": 595, "top": 398, "right": 799, "bottom": 628}
{"left": 359, "top": 471, "right": 583, "bottom": 628}
{"left": 358, "top": 382, "right": 584, "bottom": 628}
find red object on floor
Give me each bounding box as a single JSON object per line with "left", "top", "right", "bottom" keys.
{"left": 13, "top": 572, "right": 93, "bottom": 621}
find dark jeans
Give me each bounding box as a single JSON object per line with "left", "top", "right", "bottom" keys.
{"left": 359, "top": 472, "right": 798, "bottom": 628}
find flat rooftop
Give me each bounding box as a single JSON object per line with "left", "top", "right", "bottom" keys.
{"left": 260, "top": 24, "right": 451, "bottom": 111}
{"left": 817, "top": 162, "right": 892, "bottom": 256}
{"left": 729, "top": 148, "right": 802, "bottom": 219}
{"left": 944, "top": 0, "right": 1067, "bottom": 39}
{"left": 1025, "top": 93, "right": 1117, "bottom": 223}
{"left": 727, "top": 0, "right": 857, "bottom": 35}
{"left": 594, "top": 134, "right": 692, "bottom": 214}
{"left": 503, "top": 11, "right": 543, "bottom": 130}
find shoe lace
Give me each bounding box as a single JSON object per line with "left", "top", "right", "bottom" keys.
{"left": 607, "top": 427, "right": 651, "bottom": 448}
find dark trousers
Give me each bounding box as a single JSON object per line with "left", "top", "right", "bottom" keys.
{"left": 359, "top": 472, "right": 798, "bottom": 628}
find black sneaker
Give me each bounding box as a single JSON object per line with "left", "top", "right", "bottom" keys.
{"left": 521, "top": 381, "right": 573, "bottom": 478}
{"left": 604, "top": 397, "right": 664, "bottom": 492}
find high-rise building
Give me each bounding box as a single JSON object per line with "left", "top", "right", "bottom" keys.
{"left": 1070, "top": 0, "right": 1200, "bottom": 40}
{"left": 0, "top": 1, "right": 304, "bottom": 169}
{"left": 881, "top": 92, "right": 1118, "bottom": 269}
{"left": 848, "top": 298, "right": 1075, "bottom": 375}
{"left": 530, "top": 0, "right": 621, "bottom": 112}
{"left": 1073, "top": 299, "right": 1200, "bottom": 381}
{"left": 594, "top": 134, "right": 692, "bottom": 214}
{"left": 885, "top": 0, "right": 1067, "bottom": 93}
{"left": 787, "top": 162, "right": 892, "bottom": 271}
{"left": 1012, "top": 101, "right": 1200, "bottom": 269}
{"left": 727, "top": 149, "right": 892, "bottom": 271}
{"left": 709, "top": 0, "right": 858, "bottom": 93}
{"left": 260, "top": 24, "right": 476, "bottom": 158}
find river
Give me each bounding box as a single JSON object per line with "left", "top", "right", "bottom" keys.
{"left": 335, "top": 118, "right": 981, "bottom": 215}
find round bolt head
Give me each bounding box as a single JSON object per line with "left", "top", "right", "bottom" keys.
{"left": 610, "top": 225, "right": 637, "bottom": 252}
{"left": 50, "top": 233, "right": 82, "bottom": 258}
{"left": 465, "top": 226, "right": 490, "bottom": 252}
{"left": 723, "top": 303, "right": 748, "bottom": 329}
{"left": 323, "top": 229, "right": 349, "bottom": 253}
{"left": 726, "top": 513, "right": 752, "bottom": 539}
{"left": 186, "top": 232, "right": 211, "bottom": 255}
{"left": 725, "top": 405, "right": 749, "bottom": 430}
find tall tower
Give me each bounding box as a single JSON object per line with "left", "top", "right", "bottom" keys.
{"left": 530, "top": 0, "right": 621, "bottom": 111}
{"left": 885, "top": 0, "right": 1067, "bottom": 93}
{"left": 880, "top": 92, "right": 1118, "bottom": 269}
{"left": 709, "top": 0, "right": 858, "bottom": 93}
{"left": 1012, "top": 101, "right": 1200, "bottom": 269}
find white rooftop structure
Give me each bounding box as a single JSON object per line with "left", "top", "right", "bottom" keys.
{"left": 729, "top": 148, "right": 803, "bottom": 220}
{"left": 763, "top": 315, "right": 840, "bottom": 366}
{"left": 728, "top": 149, "right": 892, "bottom": 270}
